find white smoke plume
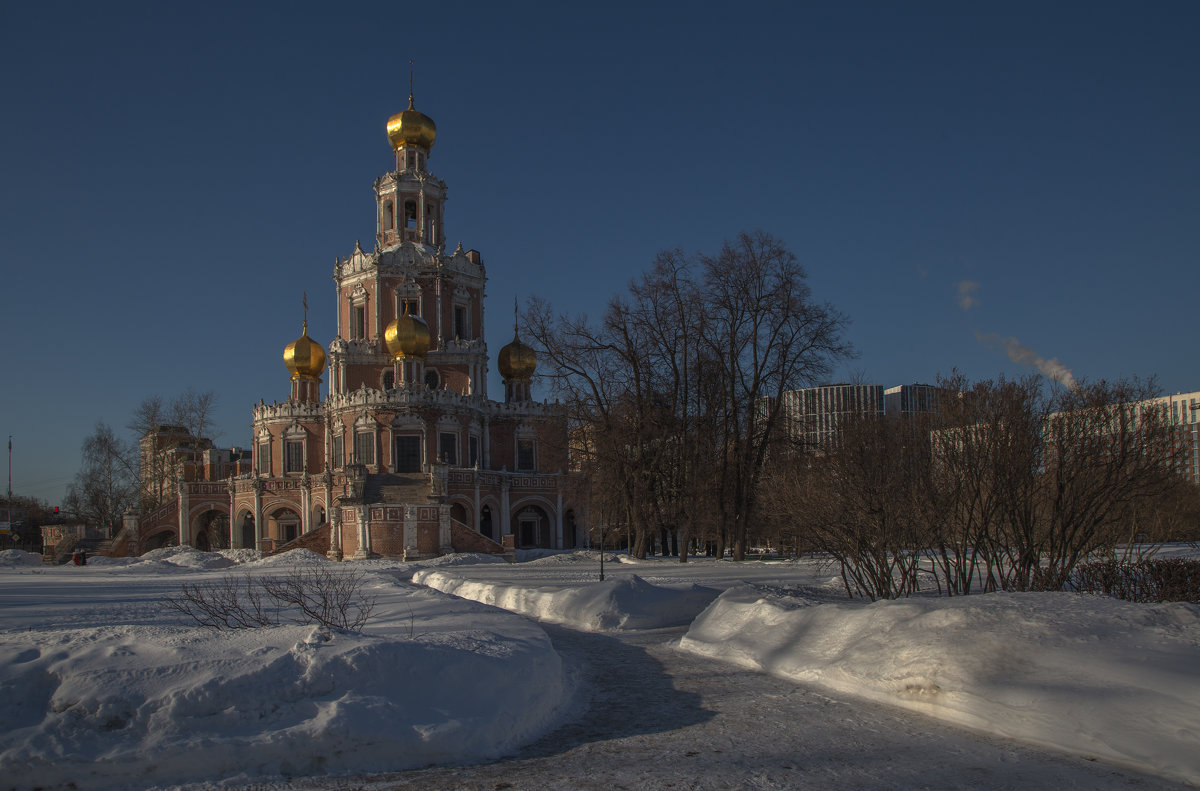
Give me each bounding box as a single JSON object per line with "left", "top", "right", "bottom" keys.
{"left": 975, "top": 332, "right": 1077, "bottom": 389}
{"left": 956, "top": 280, "right": 980, "bottom": 310}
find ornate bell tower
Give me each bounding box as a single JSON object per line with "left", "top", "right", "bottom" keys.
{"left": 375, "top": 80, "right": 445, "bottom": 250}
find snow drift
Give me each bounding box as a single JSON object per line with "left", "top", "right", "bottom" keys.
{"left": 413, "top": 568, "right": 720, "bottom": 631}
{"left": 0, "top": 555, "right": 572, "bottom": 790}
{"left": 0, "top": 549, "right": 43, "bottom": 567}
{"left": 679, "top": 584, "right": 1200, "bottom": 785}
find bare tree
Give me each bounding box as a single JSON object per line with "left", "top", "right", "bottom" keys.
{"left": 765, "top": 411, "right": 929, "bottom": 600}
{"left": 527, "top": 233, "right": 849, "bottom": 561}
{"left": 699, "top": 231, "right": 851, "bottom": 560}
{"left": 130, "top": 390, "right": 219, "bottom": 511}
{"left": 63, "top": 423, "right": 140, "bottom": 533}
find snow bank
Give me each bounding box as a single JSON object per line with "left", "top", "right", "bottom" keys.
{"left": 0, "top": 564, "right": 572, "bottom": 790}
{"left": 0, "top": 549, "right": 43, "bottom": 567}
{"left": 680, "top": 586, "right": 1200, "bottom": 784}
{"left": 139, "top": 545, "right": 236, "bottom": 569}
{"left": 245, "top": 547, "right": 332, "bottom": 567}
{"left": 217, "top": 548, "right": 262, "bottom": 565}
{"left": 83, "top": 555, "right": 142, "bottom": 567}
{"left": 415, "top": 551, "right": 509, "bottom": 568}
{"left": 523, "top": 550, "right": 619, "bottom": 565}
{"left": 414, "top": 569, "right": 720, "bottom": 631}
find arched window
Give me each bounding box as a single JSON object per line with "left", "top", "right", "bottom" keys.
{"left": 404, "top": 200, "right": 417, "bottom": 228}
{"left": 383, "top": 200, "right": 394, "bottom": 229}
{"left": 424, "top": 368, "right": 440, "bottom": 390}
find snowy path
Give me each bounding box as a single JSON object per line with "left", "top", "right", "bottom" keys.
{"left": 261, "top": 625, "right": 1186, "bottom": 791}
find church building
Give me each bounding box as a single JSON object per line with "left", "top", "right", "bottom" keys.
{"left": 119, "top": 92, "right": 586, "bottom": 559}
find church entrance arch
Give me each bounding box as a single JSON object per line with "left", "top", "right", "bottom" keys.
{"left": 513, "top": 504, "right": 551, "bottom": 549}
{"left": 236, "top": 511, "right": 256, "bottom": 549}
{"left": 268, "top": 507, "right": 301, "bottom": 544}
{"left": 191, "top": 509, "right": 229, "bottom": 552}
{"left": 479, "top": 505, "right": 493, "bottom": 539}
{"left": 563, "top": 509, "right": 577, "bottom": 549}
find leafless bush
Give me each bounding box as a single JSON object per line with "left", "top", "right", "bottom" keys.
{"left": 163, "top": 564, "right": 377, "bottom": 631}
{"left": 1068, "top": 558, "right": 1200, "bottom": 603}
{"left": 259, "top": 564, "right": 376, "bottom": 631}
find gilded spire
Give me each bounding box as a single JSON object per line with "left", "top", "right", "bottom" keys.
{"left": 499, "top": 296, "right": 537, "bottom": 381}
{"left": 386, "top": 66, "right": 438, "bottom": 152}
{"left": 284, "top": 296, "right": 326, "bottom": 380}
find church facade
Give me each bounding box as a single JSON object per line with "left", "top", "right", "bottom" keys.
{"left": 122, "top": 93, "right": 586, "bottom": 559}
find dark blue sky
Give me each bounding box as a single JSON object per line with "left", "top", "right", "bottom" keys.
{"left": 3, "top": 1, "right": 1198, "bottom": 505}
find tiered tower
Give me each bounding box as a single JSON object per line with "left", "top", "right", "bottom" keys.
{"left": 230, "top": 89, "right": 582, "bottom": 560}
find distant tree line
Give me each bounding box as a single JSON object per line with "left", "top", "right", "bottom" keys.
{"left": 760, "top": 374, "right": 1199, "bottom": 599}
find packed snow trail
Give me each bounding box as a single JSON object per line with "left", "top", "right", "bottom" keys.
{"left": 229, "top": 625, "right": 1188, "bottom": 791}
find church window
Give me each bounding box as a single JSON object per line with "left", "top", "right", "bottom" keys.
{"left": 401, "top": 297, "right": 419, "bottom": 316}
{"left": 383, "top": 200, "right": 394, "bottom": 229}
{"left": 404, "top": 200, "right": 417, "bottom": 228}
{"left": 354, "top": 431, "right": 375, "bottom": 466}
{"left": 439, "top": 432, "right": 457, "bottom": 465}
{"left": 468, "top": 436, "right": 479, "bottom": 468}
{"left": 517, "top": 439, "right": 536, "bottom": 472}
{"left": 454, "top": 305, "right": 467, "bottom": 340}
{"left": 406, "top": 151, "right": 415, "bottom": 170}
{"left": 425, "top": 368, "right": 440, "bottom": 390}
{"left": 382, "top": 369, "right": 395, "bottom": 389}
{"left": 256, "top": 440, "right": 271, "bottom": 475}
{"left": 284, "top": 440, "right": 303, "bottom": 473}
{"left": 351, "top": 304, "right": 367, "bottom": 340}
{"left": 395, "top": 435, "right": 421, "bottom": 473}
{"left": 332, "top": 434, "right": 343, "bottom": 469}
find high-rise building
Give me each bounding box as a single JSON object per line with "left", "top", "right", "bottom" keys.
{"left": 777, "top": 384, "right": 884, "bottom": 449}
{"left": 884, "top": 383, "right": 942, "bottom": 417}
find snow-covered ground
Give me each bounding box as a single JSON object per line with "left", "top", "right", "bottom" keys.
{"left": 0, "top": 548, "right": 570, "bottom": 790}
{"left": 1, "top": 547, "right": 1197, "bottom": 789}
{"left": 407, "top": 551, "right": 1200, "bottom": 786}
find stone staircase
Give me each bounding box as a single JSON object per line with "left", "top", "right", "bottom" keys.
{"left": 267, "top": 523, "right": 332, "bottom": 558}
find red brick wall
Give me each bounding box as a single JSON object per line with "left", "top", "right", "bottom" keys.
{"left": 417, "top": 523, "right": 440, "bottom": 555}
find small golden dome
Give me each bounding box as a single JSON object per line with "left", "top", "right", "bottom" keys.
{"left": 384, "top": 313, "right": 431, "bottom": 359}
{"left": 498, "top": 333, "right": 537, "bottom": 381}
{"left": 284, "top": 323, "right": 326, "bottom": 380}
{"left": 386, "top": 95, "right": 437, "bottom": 152}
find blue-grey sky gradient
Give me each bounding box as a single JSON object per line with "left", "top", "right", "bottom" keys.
{"left": 3, "top": 1, "right": 1197, "bottom": 505}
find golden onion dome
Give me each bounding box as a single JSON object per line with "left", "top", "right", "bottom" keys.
{"left": 498, "top": 333, "right": 537, "bottom": 380}
{"left": 384, "top": 313, "right": 431, "bottom": 359}
{"left": 386, "top": 94, "right": 437, "bottom": 152}
{"left": 283, "top": 322, "right": 326, "bottom": 380}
